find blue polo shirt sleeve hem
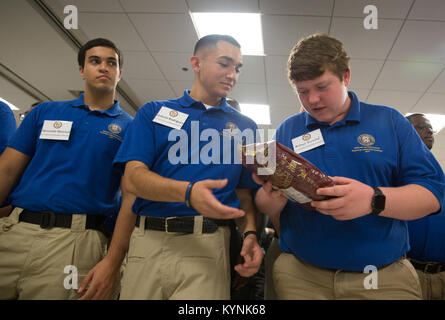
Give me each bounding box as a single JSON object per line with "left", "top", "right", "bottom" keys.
{"left": 403, "top": 180, "right": 445, "bottom": 215}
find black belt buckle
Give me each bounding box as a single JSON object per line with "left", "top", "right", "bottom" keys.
{"left": 40, "top": 211, "right": 56, "bottom": 229}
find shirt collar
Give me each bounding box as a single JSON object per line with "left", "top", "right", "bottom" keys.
{"left": 305, "top": 91, "right": 361, "bottom": 129}
{"left": 179, "top": 90, "right": 237, "bottom": 115}
{"left": 71, "top": 93, "right": 122, "bottom": 117}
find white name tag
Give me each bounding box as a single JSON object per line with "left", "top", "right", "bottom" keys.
{"left": 153, "top": 106, "right": 188, "bottom": 130}
{"left": 292, "top": 129, "right": 325, "bottom": 154}
{"left": 39, "top": 120, "right": 73, "bottom": 140}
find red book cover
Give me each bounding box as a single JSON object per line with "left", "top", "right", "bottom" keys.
{"left": 241, "top": 141, "right": 334, "bottom": 210}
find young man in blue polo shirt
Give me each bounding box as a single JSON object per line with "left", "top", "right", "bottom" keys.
{"left": 254, "top": 33, "right": 445, "bottom": 299}
{"left": 0, "top": 38, "right": 132, "bottom": 299}
{"left": 406, "top": 113, "right": 445, "bottom": 300}
{"left": 80, "top": 34, "right": 264, "bottom": 300}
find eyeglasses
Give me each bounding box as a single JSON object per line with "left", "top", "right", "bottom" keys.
{"left": 414, "top": 125, "right": 436, "bottom": 134}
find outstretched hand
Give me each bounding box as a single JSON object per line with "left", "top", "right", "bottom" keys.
{"left": 190, "top": 179, "right": 245, "bottom": 219}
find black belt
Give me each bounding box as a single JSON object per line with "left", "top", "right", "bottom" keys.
{"left": 135, "top": 215, "right": 231, "bottom": 234}
{"left": 18, "top": 209, "right": 109, "bottom": 236}
{"left": 410, "top": 259, "right": 445, "bottom": 274}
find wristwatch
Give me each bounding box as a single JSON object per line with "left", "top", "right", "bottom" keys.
{"left": 242, "top": 230, "right": 258, "bottom": 241}
{"left": 370, "top": 187, "right": 386, "bottom": 215}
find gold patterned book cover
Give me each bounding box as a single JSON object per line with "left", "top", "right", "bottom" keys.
{"left": 241, "top": 141, "right": 334, "bottom": 210}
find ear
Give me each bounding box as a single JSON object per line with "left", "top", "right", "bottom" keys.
{"left": 79, "top": 66, "right": 85, "bottom": 80}
{"left": 190, "top": 56, "right": 200, "bottom": 73}
{"left": 343, "top": 69, "right": 351, "bottom": 86}
{"left": 117, "top": 68, "right": 122, "bottom": 81}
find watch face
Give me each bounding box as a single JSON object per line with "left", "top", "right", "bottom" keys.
{"left": 374, "top": 195, "right": 385, "bottom": 209}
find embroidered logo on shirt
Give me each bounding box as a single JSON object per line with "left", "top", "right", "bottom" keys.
{"left": 100, "top": 123, "right": 123, "bottom": 141}
{"left": 353, "top": 134, "right": 382, "bottom": 153}
{"left": 221, "top": 122, "right": 240, "bottom": 137}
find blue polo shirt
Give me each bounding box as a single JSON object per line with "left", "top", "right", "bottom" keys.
{"left": 275, "top": 91, "right": 445, "bottom": 271}
{"left": 408, "top": 209, "right": 445, "bottom": 262}
{"left": 0, "top": 101, "right": 17, "bottom": 154}
{"left": 114, "top": 90, "right": 258, "bottom": 217}
{"left": 7, "top": 94, "right": 133, "bottom": 216}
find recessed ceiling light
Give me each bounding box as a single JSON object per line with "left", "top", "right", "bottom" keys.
{"left": 190, "top": 12, "right": 264, "bottom": 56}
{"left": 406, "top": 113, "right": 445, "bottom": 134}
{"left": 240, "top": 103, "right": 270, "bottom": 125}
{"left": 0, "top": 97, "right": 19, "bottom": 110}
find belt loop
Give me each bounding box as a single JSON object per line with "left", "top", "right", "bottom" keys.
{"left": 9, "top": 207, "right": 23, "bottom": 224}
{"left": 193, "top": 215, "right": 203, "bottom": 235}
{"left": 71, "top": 214, "right": 87, "bottom": 233}
{"left": 138, "top": 215, "right": 146, "bottom": 235}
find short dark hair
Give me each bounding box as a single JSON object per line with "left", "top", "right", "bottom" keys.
{"left": 78, "top": 38, "right": 123, "bottom": 69}
{"left": 406, "top": 113, "right": 427, "bottom": 123}
{"left": 193, "top": 34, "right": 241, "bottom": 55}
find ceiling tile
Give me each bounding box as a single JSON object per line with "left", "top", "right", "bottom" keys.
{"left": 330, "top": 17, "right": 403, "bottom": 59}
{"left": 0, "top": 76, "right": 37, "bottom": 116}
{"left": 366, "top": 89, "right": 423, "bottom": 114}
{"left": 121, "top": 51, "right": 164, "bottom": 80}
{"left": 265, "top": 55, "right": 289, "bottom": 85}
{"left": 230, "top": 83, "right": 268, "bottom": 104}
{"left": 408, "top": 0, "right": 445, "bottom": 20}
{"left": 373, "top": 61, "right": 441, "bottom": 92}
{"left": 151, "top": 52, "right": 193, "bottom": 81}
{"left": 333, "top": 0, "right": 413, "bottom": 19}
{"left": 267, "top": 84, "right": 298, "bottom": 107}
{"left": 129, "top": 13, "right": 197, "bottom": 52}
{"left": 262, "top": 15, "right": 331, "bottom": 55}
{"left": 349, "top": 59, "right": 385, "bottom": 89}
{"left": 79, "top": 13, "right": 146, "bottom": 51}
{"left": 187, "top": 0, "right": 259, "bottom": 12}
{"left": 238, "top": 56, "right": 266, "bottom": 84}
{"left": 389, "top": 20, "right": 445, "bottom": 63}
{"left": 169, "top": 81, "right": 193, "bottom": 97}
{"left": 125, "top": 79, "right": 176, "bottom": 103}
{"left": 428, "top": 69, "right": 445, "bottom": 94}
{"left": 120, "top": 0, "right": 187, "bottom": 13}
{"left": 55, "top": 0, "right": 124, "bottom": 12}
{"left": 260, "top": 0, "right": 334, "bottom": 16}
{"left": 412, "top": 93, "right": 445, "bottom": 114}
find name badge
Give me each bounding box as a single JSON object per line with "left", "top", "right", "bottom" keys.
{"left": 153, "top": 106, "right": 188, "bottom": 130}
{"left": 39, "top": 120, "right": 73, "bottom": 140}
{"left": 292, "top": 129, "right": 325, "bottom": 154}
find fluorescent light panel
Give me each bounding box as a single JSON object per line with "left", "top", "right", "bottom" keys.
{"left": 191, "top": 12, "right": 264, "bottom": 56}
{"left": 240, "top": 103, "right": 270, "bottom": 125}
{"left": 406, "top": 113, "right": 445, "bottom": 134}
{"left": 0, "top": 97, "right": 19, "bottom": 110}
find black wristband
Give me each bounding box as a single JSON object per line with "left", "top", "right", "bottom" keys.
{"left": 242, "top": 230, "right": 258, "bottom": 241}
{"left": 185, "top": 182, "right": 195, "bottom": 208}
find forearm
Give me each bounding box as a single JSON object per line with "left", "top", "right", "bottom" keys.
{"left": 379, "top": 184, "right": 441, "bottom": 220}
{"left": 125, "top": 161, "right": 188, "bottom": 203}
{"left": 105, "top": 192, "right": 137, "bottom": 267}
{"left": 0, "top": 148, "right": 30, "bottom": 203}
{"left": 235, "top": 189, "right": 257, "bottom": 234}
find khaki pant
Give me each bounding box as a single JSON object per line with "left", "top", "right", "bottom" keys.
{"left": 273, "top": 253, "right": 422, "bottom": 300}
{"left": 0, "top": 208, "right": 108, "bottom": 300}
{"left": 415, "top": 269, "right": 445, "bottom": 300}
{"left": 264, "top": 237, "right": 282, "bottom": 300}
{"left": 119, "top": 215, "right": 231, "bottom": 300}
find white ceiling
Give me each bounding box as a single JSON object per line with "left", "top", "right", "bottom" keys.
{"left": 0, "top": 0, "right": 444, "bottom": 168}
